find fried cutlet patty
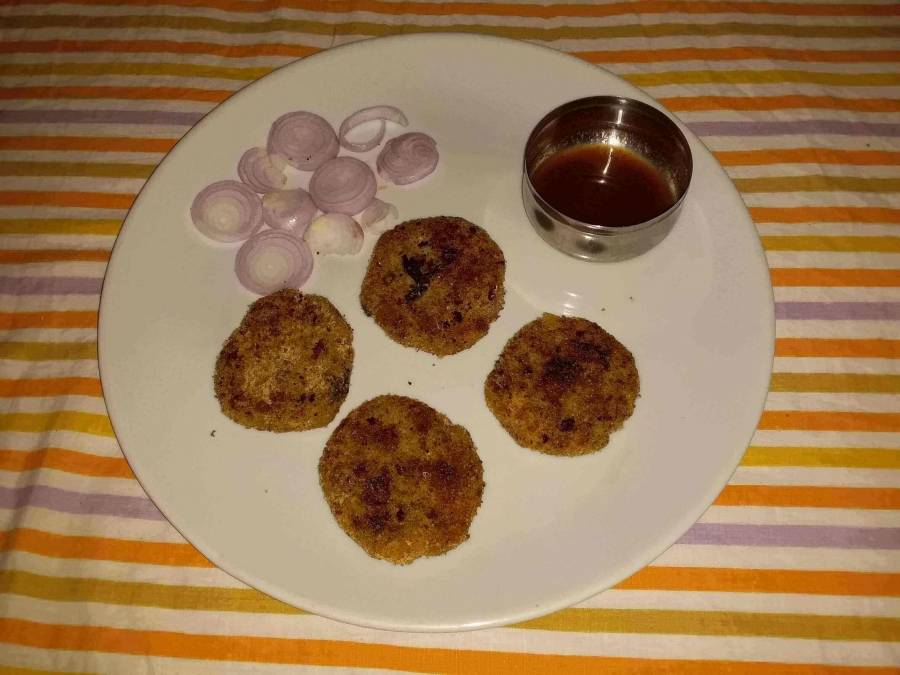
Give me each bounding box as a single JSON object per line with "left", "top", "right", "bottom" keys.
{"left": 485, "top": 313, "right": 639, "bottom": 456}
{"left": 319, "top": 395, "right": 484, "bottom": 564}
{"left": 214, "top": 289, "right": 353, "bottom": 432}
{"left": 359, "top": 216, "right": 505, "bottom": 356}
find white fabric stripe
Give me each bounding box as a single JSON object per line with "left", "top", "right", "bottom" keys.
{"left": 729, "top": 466, "right": 900, "bottom": 487}
{"left": 765, "top": 251, "right": 900, "bottom": 268}
{"left": 773, "top": 358, "right": 900, "bottom": 374}
{"left": 750, "top": 429, "right": 900, "bottom": 448}
{"left": 656, "top": 544, "right": 900, "bottom": 572}
{"left": 763, "top": 393, "right": 900, "bottom": 415}
{"left": 702, "top": 505, "right": 900, "bottom": 527}
{"left": 776, "top": 321, "right": 900, "bottom": 339}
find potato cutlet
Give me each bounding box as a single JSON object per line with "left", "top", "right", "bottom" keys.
{"left": 485, "top": 313, "right": 639, "bottom": 456}
{"left": 360, "top": 216, "right": 505, "bottom": 356}
{"left": 214, "top": 289, "right": 353, "bottom": 432}
{"left": 319, "top": 395, "right": 484, "bottom": 565}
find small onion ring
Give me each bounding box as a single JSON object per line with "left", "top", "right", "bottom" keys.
{"left": 376, "top": 132, "right": 439, "bottom": 185}
{"left": 190, "top": 180, "right": 263, "bottom": 243}
{"left": 235, "top": 229, "right": 313, "bottom": 295}
{"left": 237, "top": 147, "right": 287, "bottom": 193}
{"left": 308, "top": 156, "right": 377, "bottom": 215}
{"left": 338, "top": 105, "right": 408, "bottom": 153}
{"left": 357, "top": 198, "right": 398, "bottom": 233}
{"left": 262, "top": 188, "right": 317, "bottom": 235}
{"left": 304, "top": 213, "right": 364, "bottom": 256}
{"left": 267, "top": 111, "right": 339, "bottom": 171}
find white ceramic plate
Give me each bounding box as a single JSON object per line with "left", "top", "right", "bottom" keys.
{"left": 99, "top": 34, "right": 774, "bottom": 632}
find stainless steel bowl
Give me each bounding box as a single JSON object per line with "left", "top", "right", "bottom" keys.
{"left": 523, "top": 96, "right": 693, "bottom": 262}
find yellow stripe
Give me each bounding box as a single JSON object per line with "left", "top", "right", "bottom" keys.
{"left": 734, "top": 176, "right": 900, "bottom": 193}
{"left": 0, "top": 161, "right": 153, "bottom": 180}
{"left": 515, "top": 608, "right": 900, "bottom": 640}
{"left": 3, "top": 14, "right": 897, "bottom": 40}
{"left": 0, "top": 569, "right": 300, "bottom": 615}
{"left": 0, "top": 61, "right": 270, "bottom": 82}
{"left": 0, "top": 219, "right": 121, "bottom": 236}
{"left": 628, "top": 69, "right": 900, "bottom": 87}
{"left": 770, "top": 373, "right": 900, "bottom": 393}
{"left": 741, "top": 446, "right": 900, "bottom": 469}
{"left": 0, "top": 412, "right": 113, "bottom": 437}
{"left": 762, "top": 236, "right": 900, "bottom": 253}
{"left": 0, "top": 342, "right": 96, "bottom": 361}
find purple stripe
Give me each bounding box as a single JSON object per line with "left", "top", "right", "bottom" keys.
{"left": 680, "top": 523, "right": 900, "bottom": 549}
{"left": 0, "top": 484, "right": 164, "bottom": 521}
{"left": 0, "top": 276, "right": 103, "bottom": 295}
{"left": 0, "top": 109, "right": 203, "bottom": 126}
{"left": 775, "top": 301, "right": 900, "bottom": 320}
{"left": 688, "top": 120, "right": 900, "bottom": 137}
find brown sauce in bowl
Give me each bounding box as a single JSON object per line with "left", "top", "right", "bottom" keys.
{"left": 530, "top": 144, "right": 675, "bottom": 227}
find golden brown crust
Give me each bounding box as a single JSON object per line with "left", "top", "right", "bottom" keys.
{"left": 359, "top": 216, "right": 505, "bottom": 356}
{"left": 214, "top": 289, "right": 353, "bottom": 432}
{"left": 484, "top": 313, "right": 639, "bottom": 456}
{"left": 319, "top": 395, "right": 484, "bottom": 565}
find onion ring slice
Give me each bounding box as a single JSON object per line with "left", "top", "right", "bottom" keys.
{"left": 268, "top": 111, "right": 339, "bottom": 171}
{"left": 304, "top": 213, "right": 364, "bottom": 256}
{"left": 262, "top": 188, "right": 317, "bottom": 235}
{"left": 309, "top": 156, "right": 377, "bottom": 215}
{"left": 235, "top": 229, "right": 313, "bottom": 295}
{"left": 237, "top": 147, "right": 287, "bottom": 193}
{"left": 190, "top": 180, "right": 263, "bottom": 243}
{"left": 338, "top": 105, "right": 408, "bottom": 153}
{"left": 376, "top": 132, "right": 439, "bottom": 186}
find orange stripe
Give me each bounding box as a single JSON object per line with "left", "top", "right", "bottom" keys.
{"left": 760, "top": 411, "right": 900, "bottom": 432}
{"left": 717, "top": 148, "right": 900, "bottom": 167}
{"left": 0, "top": 447, "right": 132, "bottom": 478}
{"left": 0, "top": 311, "right": 97, "bottom": 329}
{"left": 0, "top": 86, "right": 231, "bottom": 103}
{"left": 775, "top": 338, "right": 900, "bottom": 358}
{"left": 750, "top": 207, "right": 900, "bottom": 224}
{"left": 0, "top": 135, "right": 177, "bottom": 153}
{"left": 0, "top": 249, "right": 109, "bottom": 263}
{"left": 619, "top": 567, "right": 900, "bottom": 596}
{"left": 0, "top": 529, "right": 209, "bottom": 567}
{"left": 716, "top": 485, "right": 900, "bottom": 510}
{"left": 0, "top": 378, "right": 102, "bottom": 397}
{"left": 662, "top": 95, "right": 900, "bottom": 113}
{"left": 771, "top": 269, "right": 900, "bottom": 287}
{"left": 579, "top": 47, "right": 900, "bottom": 64}
{"left": 0, "top": 191, "right": 133, "bottom": 209}
{"left": 0, "top": 39, "right": 319, "bottom": 60}
{"left": 0, "top": 617, "right": 894, "bottom": 674}
{"left": 5, "top": 0, "right": 899, "bottom": 18}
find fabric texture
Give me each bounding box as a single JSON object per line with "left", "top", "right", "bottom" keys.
{"left": 1, "top": 0, "right": 898, "bottom": 672}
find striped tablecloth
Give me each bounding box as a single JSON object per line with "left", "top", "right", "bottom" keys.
{"left": 1, "top": 1, "right": 898, "bottom": 672}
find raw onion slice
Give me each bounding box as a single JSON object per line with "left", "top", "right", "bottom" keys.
{"left": 304, "top": 213, "right": 364, "bottom": 255}
{"left": 308, "top": 156, "right": 377, "bottom": 215}
{"left": 267, "top": 111, "right": 339, "bottom": 171}
{"left": 377, "top": 132, "right": 439, "bottom": 185}
{"left": 357, "top": 198, "right": 398, "bottom": 234}
{"left": 237, "top": 147, "right": 287, "bottom": 193}
{"left": 262, "top": 188, "right": 317, "bottom": 235}
{"left": 235, "top": 229, "right": 313, "bottom": 295}
{"left": 191, "top": 180, "right": 263, "bottom": 243}
{"left": 338, "top": 105, "right": 408, "bottom": 152}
